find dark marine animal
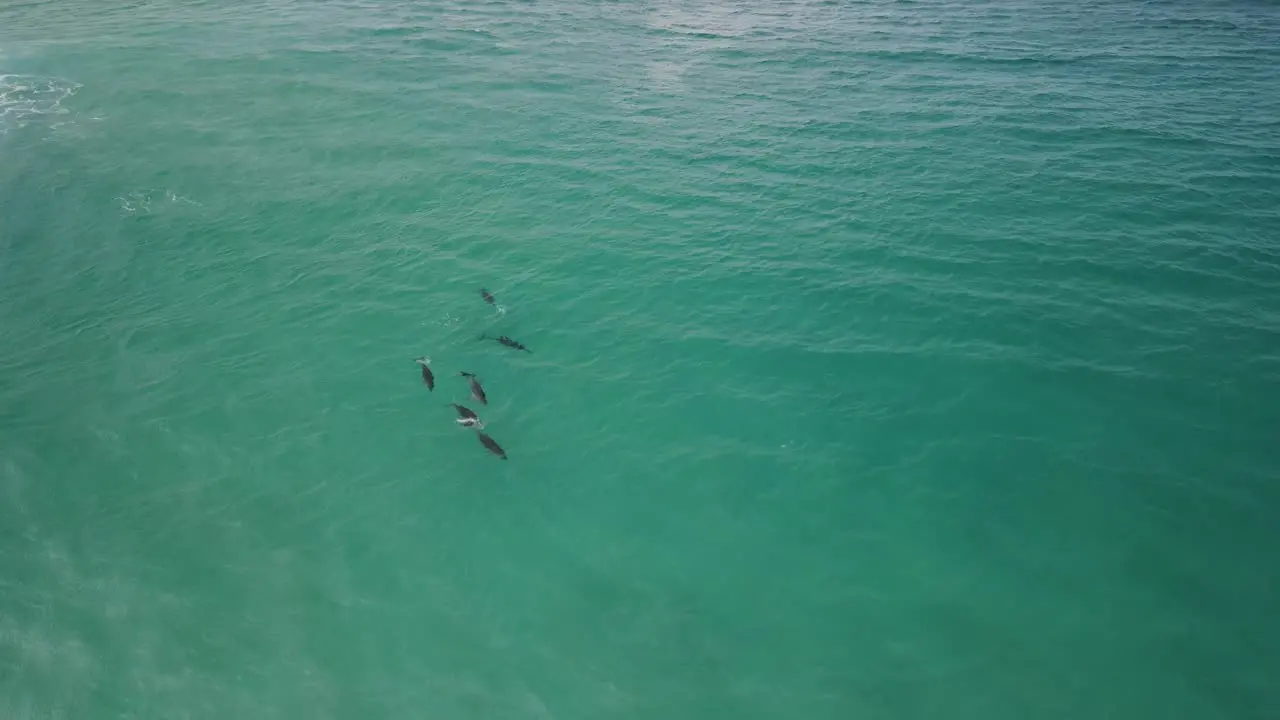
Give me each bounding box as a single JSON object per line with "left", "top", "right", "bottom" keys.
{"left": 481, "top": 333, "right": 532, "bottom": 353}
{"left": 414, "top": 357, "right": 434, "bottom": 390}
{"left": 458, "top": 372, "right": 488, "bottom": 405}
{"left": 476, "top": 430, "right": 507, "bottom": 460}
{"left": 449, "top": 403, "right": 483, "bottom": 428}
{"left": 481, "top": 288, "right": 496, "bottom": 305}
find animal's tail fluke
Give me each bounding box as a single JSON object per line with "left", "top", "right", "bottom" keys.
{"left": 459, "top": 371, "right": 476, "bottom": 378}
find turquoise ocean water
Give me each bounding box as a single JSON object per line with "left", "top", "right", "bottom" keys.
{"left": 3, "top": 1, "right": 1280, "bottom": 717}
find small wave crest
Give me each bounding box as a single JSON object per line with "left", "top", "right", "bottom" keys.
{"left": 117, "top": 190, "right": 201, "bottom": 216}
{"left": 0, "top": 74, "right": 82, "bottom": 134}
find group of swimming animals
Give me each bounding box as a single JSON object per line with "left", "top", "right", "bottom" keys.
{"left": 413, "top": 288, "right": 531, "bottom": 461}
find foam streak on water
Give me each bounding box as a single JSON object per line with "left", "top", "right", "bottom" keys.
{"left": 2, "top": 1, "right": 1279, "bottom": 718}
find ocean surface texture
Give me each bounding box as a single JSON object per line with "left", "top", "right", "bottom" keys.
{"left": 3, "top": 1, "right": 1279, "bottom": 718}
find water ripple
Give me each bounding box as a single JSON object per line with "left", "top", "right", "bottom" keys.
{"left": 4, "top": 0, "right": 1280, "bottom": 717}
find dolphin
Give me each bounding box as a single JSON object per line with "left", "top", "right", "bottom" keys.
{"left": 458, "top": 372, "right": 488, "bottom": 405}
{"left": 448, "top": 403, "right": 483, "bottom": 428}
{"left": 481, "top": 333, "right": 532, "bottom": 353}
{"left": 476, "top": 430, "right": 507, "bottom": 460}
{"left": 414, "top": 357, "right": 434, "bottom": 391}
{"left": 480, "top": 288, "right": 496, "bottom": 305}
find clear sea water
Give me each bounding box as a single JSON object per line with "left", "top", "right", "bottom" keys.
{"left": 3, "top": 1, "right": 1279, "bottom": 718}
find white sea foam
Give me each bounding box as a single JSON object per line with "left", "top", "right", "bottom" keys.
{"left": 117, "top": 190, "right": 201, "bottom": 215}
{"left": 0, "top": 74, "right": 81, "bottom": 135}
{"left": 432, "top": 313, "right": 462, "bottom": 328}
